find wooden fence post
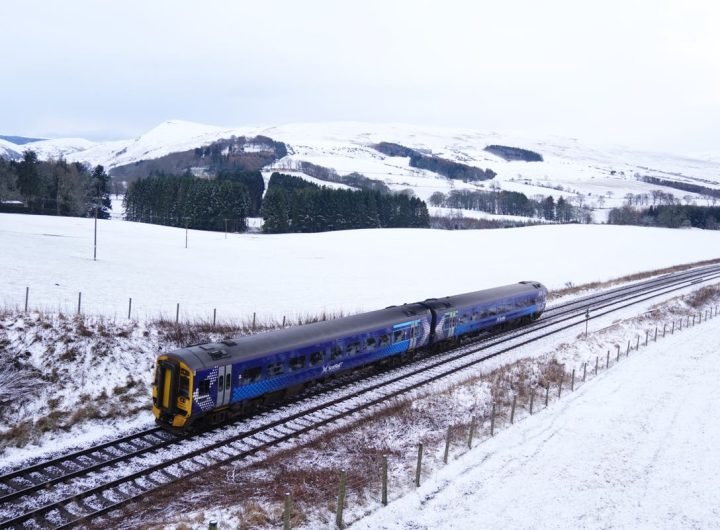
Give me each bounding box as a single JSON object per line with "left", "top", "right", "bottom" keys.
{"left": 209, "top": 520, "right": 218, "bottom": 530}
{"left": 176, "top": 303, "right": 180, "bottom": 324}
{"left": 282, "top": 315, "right": 286, "bottom": 327}
{"left": 253, "top": 312, "right": 257, "bottom": 330}
{"left": 77, "top": 292, "right": 82, "bottom": 315}
{"left": 382, "top": 455, "right": 388, "bottom": 506}
{"left": 213, "top": 308, "right": 217, "bottom": 328}
{"left": 443, "top": 428, "right": 451, "bottom": 464}
{"left": 663, "top": 323, "right": 666, "bottom": 338}
{"left": 645, "top": 330, "right": 648, "bottom": 346}
{"left": 25, "top": 286, "right": 29, "bottom": 312}
{"left": 571, "top": 369, "right": 576, "bottom": 391}
{"left": 284, "top": 492, "right": 292, "bottom": 530}
{"left": 490, "top": 402, "right": 496, "bottom": 436}
{"left": 128, "top": 298, "right": 132, "bottom": 319}
{"left": 529, "top": 388, "right": 535, "bottom": 415}
{"left": 596, "top": 356, "right": 599, "bottom": 375}
{"left": 654, "top": 327, "right": 657, "bottom": 342}
{"left": 672, "top": 320, "right": 675, "bottom": 334}
{"left": 336, "top": 469, "right": 347, "bottom": 529}
{"left": 635, "top": 336, "right": 639, "bottom": 351}
{"left": 545, "top": 385, "right": 549, "bottom": 407}
{"left": 510, "top": 396, "right": 517, "bottom": 424}
{"left": 468, "top": 417, "right": 476, "bottom": 448}
{"left": 583, "top": 363, "right": 587, "bottom": 382}
{"left": 558, "top": 377, "right": 563, "bottom": 399}
{"left": 415, "top": 444, "right": 423, "bottom": 487}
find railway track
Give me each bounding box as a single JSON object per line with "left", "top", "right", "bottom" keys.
{"left": 1, "top": 264, "right": 719, "bottom": 529}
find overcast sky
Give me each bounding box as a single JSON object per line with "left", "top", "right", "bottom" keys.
{"left": 2, "top": 0, "right": 719, "bottom": 153}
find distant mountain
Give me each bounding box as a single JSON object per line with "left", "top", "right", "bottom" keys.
{"left": 0, "top": 139, "right": 22, "bottom": 160}
{"left": 2, "top": 120, "right": 720, "bottom": 223}
{"left": 0, "top": 134, "right": 46, "bottom": 145}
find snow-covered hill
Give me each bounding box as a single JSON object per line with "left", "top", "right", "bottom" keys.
{"left": 3, "top": 120, "right": 720, "bottom": 214}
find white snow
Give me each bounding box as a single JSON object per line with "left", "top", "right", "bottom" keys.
{"left": 2, "top": 213, "right": 720, "bottom": 322}
{"left": 354, "top": 315, "right": 720, "bottom": 529}
{"left": 4, "top": 120, "right": 719, "bottom": 215}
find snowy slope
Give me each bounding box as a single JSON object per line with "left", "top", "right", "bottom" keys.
{"left": 20, "top": 137, "right": 97, "bottom": 160}
{"left": 1, "top": 212, "right": 720, "bottom": 321}
{"left": 355, "top": 317, "right": 720, "bottom": 530}
{"left": 0, "top": 139, "right": 21, "bottom": 160}
{"left": 2, "top": 120, "right": 718, "bottom": 213}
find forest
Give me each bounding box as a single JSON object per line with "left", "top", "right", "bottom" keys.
{"left": 0, "top": 150, "right": 111, "bottom": 218}
{"left": 262, "top": 173, "right": 430, "bottom": 233}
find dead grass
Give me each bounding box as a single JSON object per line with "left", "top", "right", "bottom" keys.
{"left": 549, "top": 257, "right": 720, "bottom": 299}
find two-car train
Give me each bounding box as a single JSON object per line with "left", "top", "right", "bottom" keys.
{"left": 152, "top": 281, "right": 547, "bottom": 429}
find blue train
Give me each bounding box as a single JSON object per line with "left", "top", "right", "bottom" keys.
{"left": 153, "top": 281, "right": 547, "bottom": 429}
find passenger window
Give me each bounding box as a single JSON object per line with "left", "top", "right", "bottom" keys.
{"left": 289, "top": 356, "right": 305, "bottom": 371}
{"left": 346, "top": 343, "right": 360, "bottom": 355}
{"left": 379, "top": 334, "right": 390, "bottom": 346}
{"left": 242, "top": 367, "right": 262, "bottom": 383}
{"left": 226, "top": 373, "right": 231, "bottom": 389}
{"left": 331, "top": 346, "right": 343, "bottom": 360}
{"left": 218, "top": 375, "right": 224, "bottom": 391}
{"left": 393, "top": 330, "right": 404, "bottom": 342}
{"left": 267, "top": 362, "right": 284, "bottom": 376}
{"left": 310, "top": 351, "right": 323, "bottom": 365}
{"left": 366, "top": 337, "right": 377, "bottom": 349}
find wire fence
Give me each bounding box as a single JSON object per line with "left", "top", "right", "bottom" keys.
{"left": 201, "top": 304, "right": 719, "bottom": 529}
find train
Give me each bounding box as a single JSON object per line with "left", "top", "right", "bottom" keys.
{"left": 152, "top": 281, "right": 548, "bottom": 429}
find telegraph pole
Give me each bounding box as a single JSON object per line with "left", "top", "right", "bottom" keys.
{"left": 93, "top": 194, "right": 98, "bottom": 261}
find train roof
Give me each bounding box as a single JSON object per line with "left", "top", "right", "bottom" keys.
{"left": 167, "top": 302, "right": 431, "bottom": 371}
{"left": 421, "top": 281, "right": 546, "bottom": 311}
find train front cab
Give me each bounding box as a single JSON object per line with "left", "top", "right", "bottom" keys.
{"left": 152, "top": 355, "right": 193, "bottom": 428}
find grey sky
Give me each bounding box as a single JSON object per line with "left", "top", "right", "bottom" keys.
{"left": 2, "top": 0, "right": 718, "bottom": 153}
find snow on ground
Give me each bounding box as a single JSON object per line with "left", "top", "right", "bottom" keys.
{"left": 354, "top": 313, "right": 720, "bottom": 530}
{"left": 2, "top": 212, "right": 720, "bottom": 323}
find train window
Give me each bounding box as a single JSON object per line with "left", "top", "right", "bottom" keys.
{"left": 310, "top": 351, "right": 323, "bottom": 365}
{"left": 289, "top": 356, "right": 305, "bottom": 371}
{"left": 459, "top": 313, "right": 469, "bottom": 323}
{"left": 226, "top": 373, "right": 231, "bottom": 390}
{"left": 179, "top": 376, "right": 190, "bottom": 398}
{"left": 366, "top": 337, "right": 377, "bottom": 349}
{"left": 331, "top": 346, "right": 343, "bottom": 360}
{"left": 346, "top": 343, "right": 360, "bottom": 355}
{"left": 242, "top": 367, "right": 262, "bottom": 383}
{"left": 393, "top": 330, "right": 404, "bottom": 342}
{"left": 267, "top": 362, "right": 284, "bottom": 376}
{"left": 218, "top": 375, "right": 224, "bottom": 392}
{"left": 472, "top": 312, "right": 478, "bottom": 320}
{"left": 199, "top": 380, "right": 210, "bottom": 395}
{"left": 379, "top": 334, "right": 390, "bottom": 346}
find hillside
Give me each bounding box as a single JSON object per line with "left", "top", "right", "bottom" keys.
{"left": 2, "top": 121, "right": 720, "bottom": 223}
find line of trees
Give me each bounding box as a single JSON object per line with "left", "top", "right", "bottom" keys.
{"left": 262, "top": 173, "right": 430, "bottom": 233}
{"left": 122, "top": 173, "right": 252, "bottom": 231}
{"left": 428, "top": 189, "right": 586, "bottom": 222}
{"left": 374, "top": 142, "right": 496, "bottom": 182}
{"left": 0, "top": 150, "right": 111, "bottom": 218}
{"left": 608, "top": 205, "right": 720, "bottom": 229}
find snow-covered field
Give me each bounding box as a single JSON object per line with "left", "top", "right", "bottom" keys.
{"left": 2, "top": 211, "right": 720, "bottom": 529}
{"left": 355, "top": 314, "right": 720, "bottom": 530}
{"left": 2, "top": 213, "right": 720, "bottom": 323}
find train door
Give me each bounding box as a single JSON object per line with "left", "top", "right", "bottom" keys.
{"left": 444, "top": 310, "right": 458, "bottom": 338}
{"left": 216, "top": 365, "right": 233, "bottom": 407}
